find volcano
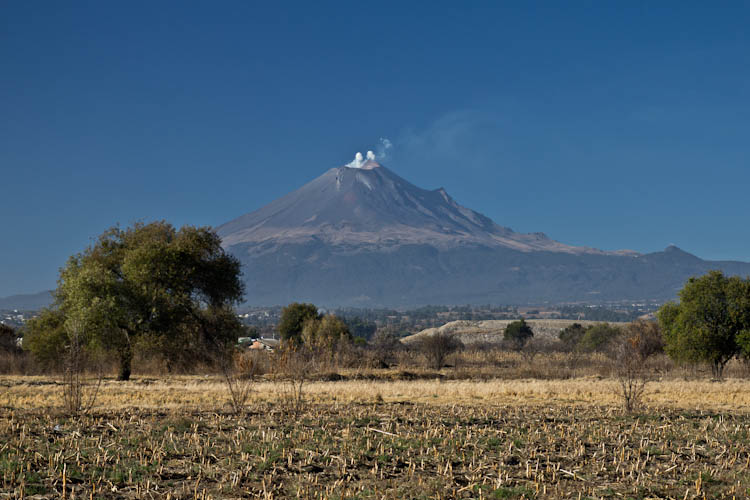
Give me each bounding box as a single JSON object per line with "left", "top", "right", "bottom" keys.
{"left": 217, "top": 156, "right": 750, "bottom": 306}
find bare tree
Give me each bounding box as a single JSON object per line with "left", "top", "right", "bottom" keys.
{"left": 369, "top": 330, "right": 403, "bottom": 368}
{"left": 275, "top": 343, "right": 314, "bottom": 415}
{"left": 218, "top": 348, "right": 260, "bottom": 414}
{"left": 62, "top": 319, "right": 102, "bottom": 415}
{"left": 415, "top": 333, "right": 463, "bottom": 370}
{"left": 612, "top": 321, "right": 663, "bottom": 412}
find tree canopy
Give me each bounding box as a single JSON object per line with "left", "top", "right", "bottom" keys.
{"left": 277, "top": 303, "right": 320, "bottom": 343}
{"left": 301, "top": 314, "right": 352, "bottom": 349}
{"left": 24, "top": 221, "right": 245, "bottom": 380}
{"left": 658, "top": 270, "right": 750, "bottom": 378}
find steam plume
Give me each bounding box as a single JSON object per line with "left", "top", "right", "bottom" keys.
{"left": 376, "top": 137, "right": 393, "bottom": 161}
{"left": 346, "top": 138, "right": 393, "bottom": 168}
{"left": 346, "top": 152, "right": 365, "bottom": 168}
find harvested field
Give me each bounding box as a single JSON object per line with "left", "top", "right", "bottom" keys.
{"left": 2, "top": 376, "right": 750, "bottom": 498}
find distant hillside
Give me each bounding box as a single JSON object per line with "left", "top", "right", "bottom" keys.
{"left": 403, "top": 319, "right": 628, "bottom": 345}
{"left": 0, "top": 290, "right": 53, "bottom": 311}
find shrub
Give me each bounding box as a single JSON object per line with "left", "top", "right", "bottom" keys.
{"left": 416, "top": 332, "right": 463, "bottom": 370}
{"left": 611, "top": 320, "right": 663, "bottom": 412}
{"left": 369, "top": 331, "right": 403, "bottom": 368}
{"left": 578, "top": 323, "right": 622, "bottom": 353}
{"left": 503, "top": 319, "right": 534, "bottom": 350}
{"left": 558, "top": 323, "right": 586, "bottom": 351}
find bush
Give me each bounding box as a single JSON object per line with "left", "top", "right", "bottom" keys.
{"left": 558, "top": 323, "right": 586, "bottom": 351}
{"left": 578, "top": 323, "right": 622, "bottom": 353}
{"left": 415, "top": 332, "right": 463, "bottom": 370}
{"left": 624, "top": 320, "right": 664, "bottom": 359}
{"left": 503, "top": 319, "right": 534, "bottom": 350}
{"left": 610, "top": 320, "right": 663, "bottom": 413}
{"left": 369, "top": 331, "right": 403, "bottom": 368}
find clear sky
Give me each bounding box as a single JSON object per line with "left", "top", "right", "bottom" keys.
{"left": 1, "top": 2, "right": 749, "bottom": 296}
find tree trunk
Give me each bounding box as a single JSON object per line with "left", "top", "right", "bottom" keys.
{"left": 712, "top": 359, "right": 727, "bottom": 380}
{"left": 117, "top": 343, "right": 132, "bottom": 381}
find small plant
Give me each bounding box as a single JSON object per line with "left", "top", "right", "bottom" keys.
{"left": 61, "top": 318, "right": 102, "bottom": 415}
{"left": 611, "top": 321, "right": 662, "bottom": 412}
{"left": 219, "top": 348, "right": 259, "bottom": 414}
{"left": 275, "top": 342, "right": 314, "bottom": 415}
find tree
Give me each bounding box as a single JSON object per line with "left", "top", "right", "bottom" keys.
{"left": 611, "top": 320, "right": 663, "bottom": 413}
{"left": 503, "top": 319, "right": 534, "bottom": 350}
{"left": 278, "top": 303, "right": 320, "bottom": 343}
{"left": 415, "top": 332, "right": 463, "bottom": 370}
{"left": 0, "top": 323, "right": 19, "bottom": 353}
{"left": 658, "top": 270, "right": 750, "bottom": 379}
{"left": 369, "top": 330, "right": 403, "bottom": 368}
{"left": 23, "top": 308, "right": 68, "bottom": 369}
{"left": 301, "top": 314, "right": 352, "bottom": 349}
{"left": 24, "top": 221, "right": 245, "bottom": 380}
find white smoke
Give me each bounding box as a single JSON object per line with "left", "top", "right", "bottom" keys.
{"left": 346, "top": 152, "right": 365, "bottom": 168}
{"left": 376, "top": 137, "right": 393, "bottom": 161}
{"left": 345, "top": 138, "right": 393, "bottom": 168}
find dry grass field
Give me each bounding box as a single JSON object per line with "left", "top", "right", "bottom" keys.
{"left": 2, "top": 374, "right": 750, "bottom": 499}
{"left": 3, "top": 375, "right": 750, "bottom": 410}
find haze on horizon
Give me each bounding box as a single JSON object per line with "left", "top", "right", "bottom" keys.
{"left": 1, "top": 2, "right": 750, "bottom": 297}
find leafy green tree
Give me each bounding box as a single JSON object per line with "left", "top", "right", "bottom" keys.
{"left": 23, "top": 309, "right": 68, "bottom": 368}
{"left": 658, "top": 270, "right": 750, "bottom": 378}
{"left": 277, "top": 303, "right": 320, "bottom": 343}
{"left": 24, "top": 221, "right": 245, "bottom": 380}
{"left": 503, "top": 319, "right": 534, "bottom": 350}
{"left": 301, "top": 314, "right": 352, "bottom": 349}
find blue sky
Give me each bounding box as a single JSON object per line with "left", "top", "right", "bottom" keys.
{"left": 1, "top": 2, "right": 749, "bottom": 296}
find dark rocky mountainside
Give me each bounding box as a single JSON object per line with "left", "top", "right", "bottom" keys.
{"left": 217, "top": 158, "right": 750, "bottom": 306}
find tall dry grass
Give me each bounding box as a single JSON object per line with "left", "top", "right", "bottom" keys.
{"left": 3, "top": 374, "right": 750, "bottom": 412}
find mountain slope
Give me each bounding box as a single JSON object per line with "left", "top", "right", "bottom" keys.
{"left": 217, "top": 158, "right": 750, "bottom": 306}
{"left": 219, "top": 159, "right": 630, "bottom": 255}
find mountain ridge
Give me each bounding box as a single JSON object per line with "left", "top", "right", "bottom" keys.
{"left": 218, "top": 161, "right": 637, "bottom": 257}
{"left": 217, "top": 157, "right": 750, "bottom": 307}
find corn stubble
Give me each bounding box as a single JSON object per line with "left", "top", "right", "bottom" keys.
{"left": 2, "top": 395, "right": 750, "bottom": 499}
